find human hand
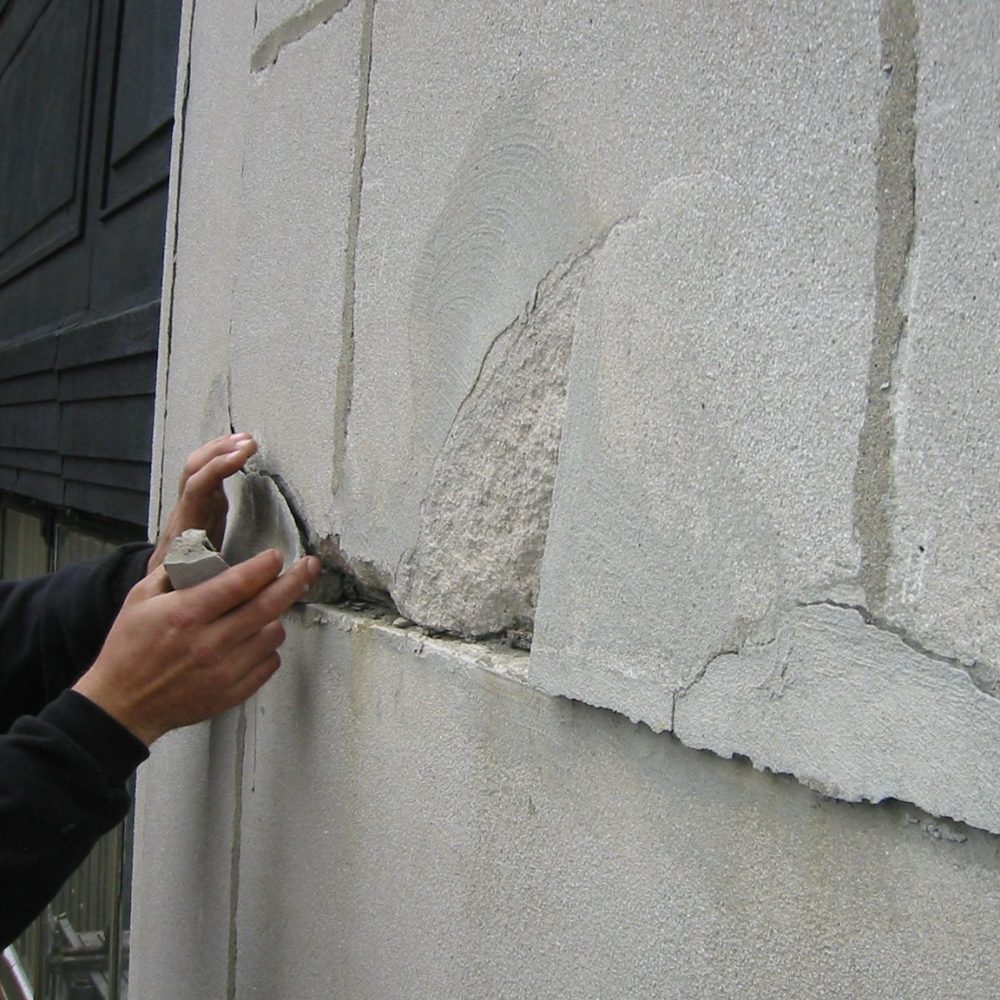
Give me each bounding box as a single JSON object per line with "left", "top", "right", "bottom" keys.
{"left": 147, "top": 433, "right": 258, "bottom": 575}
{"left": 73, "top": 550, "right": 321, "bottom": 746}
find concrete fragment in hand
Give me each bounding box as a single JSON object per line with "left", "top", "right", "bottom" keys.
{"left": 164, "top": 529, "right": 231, "bottom": 590}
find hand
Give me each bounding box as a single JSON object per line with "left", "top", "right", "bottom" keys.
{"left": 147, "top": 433, "right": 258, "bottom": 575}
{"left": 73, "top": 550, "right": 321, "bottom": 746}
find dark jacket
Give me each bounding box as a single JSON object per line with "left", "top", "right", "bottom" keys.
{"left": 0, "top": 543, "right": 152, "bottom": 947}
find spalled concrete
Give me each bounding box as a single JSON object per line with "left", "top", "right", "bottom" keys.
{"left": 138, "top": 0, "right": 1000, "bottom": 995}
{"left": 394, "top": 253, "right": 589, "bottom": 638}
{"left": 673, "top": 601, "right": 1000, "bottom": 833}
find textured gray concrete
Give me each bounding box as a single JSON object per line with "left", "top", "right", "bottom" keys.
{"left": 229, "top": 5, "right": 361, "bottom": 527}
{"left": 883, "top": 3, "right": 1000, "bottom": 672}
{"left": 138, "top": 608, "right": 1000, "bottom": 1000}
{"left": 137, "top": 0, "right": 1000, "bottom": 995}
{"left": 164, "top": 528, "right": 229, "bottom": 589}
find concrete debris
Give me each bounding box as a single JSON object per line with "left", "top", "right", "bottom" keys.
{"left": 164, "top": 529, "right": 230, "bottom": 590}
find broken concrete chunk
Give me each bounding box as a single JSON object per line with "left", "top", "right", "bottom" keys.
{"left": 164, "top": 529, "right": 231, "bottom": 590}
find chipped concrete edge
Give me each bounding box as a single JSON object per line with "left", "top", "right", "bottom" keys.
{"left": 251, "top": 0, "right": 356, "bottom": 72}
{"left": 290, "top": 600, "right": 1000, "bottom": 843}
{"left": 292, "top": 602, "right": 530, "bottom": 686}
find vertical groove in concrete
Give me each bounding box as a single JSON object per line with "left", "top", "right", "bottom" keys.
{"left": 226, "top": 705, "right": 248, "bottom": 1000}
{"left": 854, "top": 0, "right": 918, "bottom": 614}
{"left": 152, "top": 0, "right": 197, "bottom": 537}
{"left": 332, "top": 0, "right": 374, "bottom": 495}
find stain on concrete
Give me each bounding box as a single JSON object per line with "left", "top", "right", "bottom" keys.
{"left": 853, "top": 0, "right": 918, "bottom": 615}
{"left": 406, "top": 83, "right": 601, "bottom": 476}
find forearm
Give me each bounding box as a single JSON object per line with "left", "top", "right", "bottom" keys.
{"left": 0, "top": 690, "right": 148, "bottom": 948}
{"left": 0, "top": 543, "right": 153, "bottom": 731}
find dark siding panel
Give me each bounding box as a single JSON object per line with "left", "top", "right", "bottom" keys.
{"left": 101, "top": 0, "right": 180, "bottom": 214}
{"left": 0, "top": 369, "right": 57, "bottom": 405}
{"left": 59, "top": 354, "right": 156, "bottom": 402}
{"left": 0, "top": 0, "right": 180, "bottom": 527}
{"left": 0, "top": 335, "right": 57, "bottom": 378}
{"left": 57, "top": 299, "right": 159, "bottom": 367}
{"left": 63, "top": 456, "right": 150, "bottom": 494}
{"left": 0, "top": 2, "right": 96, "bottom": 283}
{"left": 90, "top": 185, "right": 170, "bottom": 309}
{"left": 63, "top": 480, "right": 147, "bottom": 526}
{"left": 0, "top": 400, "right": 58, "bottom": 449}
{"left": 0, "top": 447, "right": 61, "bottom": 476}
{"left": 6, "top": 467, "right": 62, "bottom": 505}
{"left": 60, "top": 396, "right": 153, "bottom": 463}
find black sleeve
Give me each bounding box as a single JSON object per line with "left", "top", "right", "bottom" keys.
{"left": 0, "top": 690, "right": 149, "bottom": 947}
{"left": 0, "top": 542, "right": 154, "bottom": 947}
{"left": 0, "top": 542, "right": 153, "bottom": 733}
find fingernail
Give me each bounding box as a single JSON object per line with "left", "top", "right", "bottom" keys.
{"left": 305, "top": 556, "right": 321, "bottom": 575}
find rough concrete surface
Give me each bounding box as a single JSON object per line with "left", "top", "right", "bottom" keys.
{"left": 881, "top": 2, "right": 1000, "bottom": 669}
{"left": 229, "top": 5, "right": 361, "bottom": 530}
{"left": 130, "top": 715, "right": 246, "bottom": 1000}
{"left": 150, "top": 0, "right": 254, "bottom": 531}
{"left": 139, "top": 0, "right": 1000, "bottom": 994}
{"left": 137, "top": 609, "right": 1000, "bottom": 1000}
{"left": 394, "top": 254, "right": 588, "bottom": 637}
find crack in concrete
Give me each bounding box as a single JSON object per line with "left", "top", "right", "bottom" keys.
{"left": 796, "top": 598, "right": 998, "bottom": 701}
{"left": 441, "top": 215, "right": 631, "bottom": 449}
{"left": 245, "top": 465, "right": 396, "bottom": 608}
{"left": 251, "top": 0, "right": 355, "bottom": 71}
{"left": 853, "top": 0, "right": 918, "bottom": 615}
{"left": 669, "top": 631, "right": 779, "bottom": 729}
{"left": 332, "top": 0, "right": 374, "bottom": 495}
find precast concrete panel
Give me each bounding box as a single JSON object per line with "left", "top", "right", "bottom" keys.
{"left": 229, "top": 4, "right": 363, "bottom": 529}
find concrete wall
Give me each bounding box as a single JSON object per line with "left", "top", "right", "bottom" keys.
{"left": 132, "top": 1, "right": 1000, "bottom": 996}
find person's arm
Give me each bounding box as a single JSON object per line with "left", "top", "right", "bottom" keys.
{"left": 0, "top": 690, "right": 148, "bottom": 946}
{"left": 0, "top": 433, "right": 258, "bottom": 732}
{"left": 0, "top": 544, "right": 152, "bottom": 733}
{"left": 0, "top": 548, "right": 320, "bottom": 946}
{"left": 0, "top": 432, "right": 318, "bottom": 948}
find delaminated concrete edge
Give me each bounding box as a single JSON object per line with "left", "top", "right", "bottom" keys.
{"left": 294, "top": 600, "right": 1000, "bottom": 845}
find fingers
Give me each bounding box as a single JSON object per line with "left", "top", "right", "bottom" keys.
{"left": 176, "top": 548, "right": 286, "bottom": 624}
{"left": 127, "top": 565, "right": 173, "bottom": 603}
{"left": 179, "top": 433, "right": 256, "bottom": 496}
{"left": 222, "top": 556, "right": 321, "bottom": 639}
{"left": 181, "top": 442, "right": 256, "bottom": 505}
{"left": 227, "top": 651, "right": 282, "bottom": 707}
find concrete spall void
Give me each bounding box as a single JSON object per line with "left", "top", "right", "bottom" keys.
{"left": 138, "top": 0, "right": 1000, "bottom": 996}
